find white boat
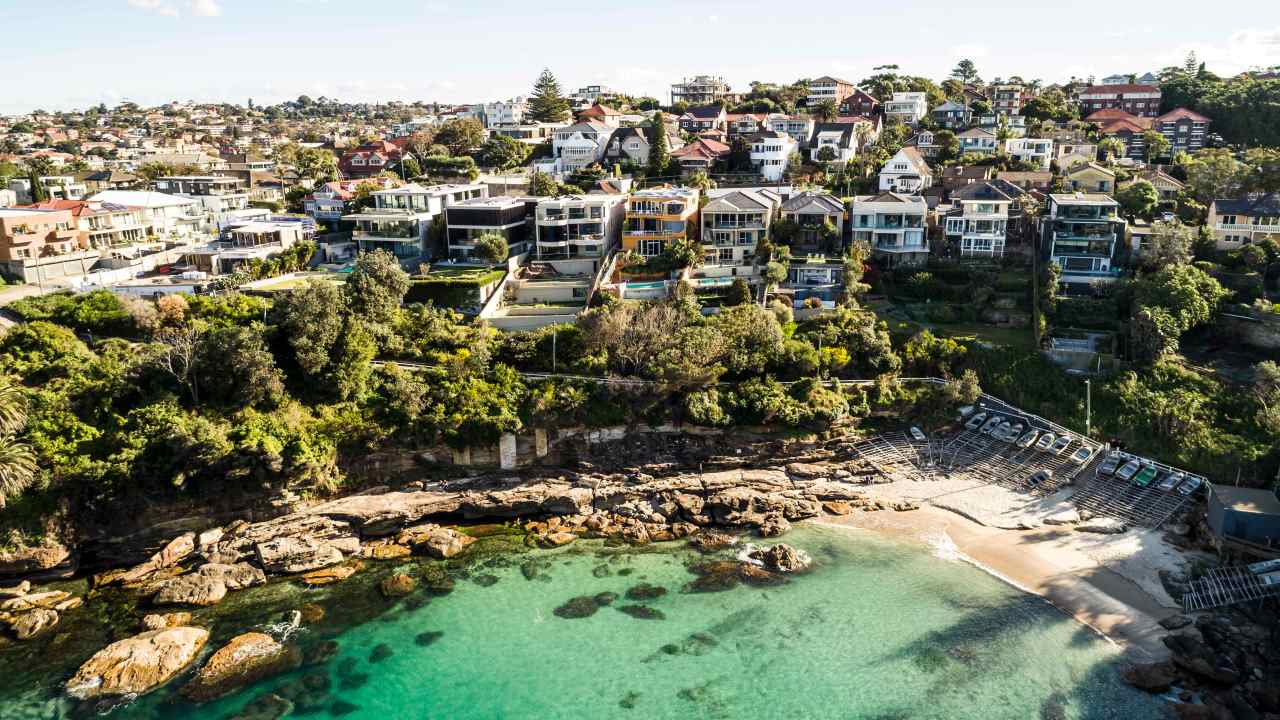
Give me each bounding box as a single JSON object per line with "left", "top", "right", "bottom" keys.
{"left": 1034, "top": 433, "right": 1056, "bottom": 452}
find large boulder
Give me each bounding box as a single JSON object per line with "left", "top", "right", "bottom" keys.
{"left": 748, "top": 544, "right": 812, "bottom": 574}
{"left": 254, "top": 537, "right": 346, "bottom": 575}
{"left": 300, "top": 562, "right": 362, "bottom": 586}
{"left": 1121, "top": 662, "right": 1177, "bottom": 693}
{"left": 0, "top": 544, "right": 72, "bottom": 578}
{"left": 66, "top": 627, "right": 209, "bottom": 700}
{"left": 96, "top": 533, "right": 196, "bottom": 588}
{"left": 379, "top": 573, "right": 417, "bottom": 598}
{"left": 196, "top": 562, "right": 266, "bottom": 591}
{"left": 182, "top": 632, "right": 302, "bottom": 703}
{"left": 396, "top": 525, "right": 474, "bottom": 560}
{"left": 142, "top": 612, "right": 193, "bottom": 631}
{"left": 153, "top": 574, "right": 227, "bottom": 607}
{"left": 8, "top": 607, "right": 58, "bottom": 640}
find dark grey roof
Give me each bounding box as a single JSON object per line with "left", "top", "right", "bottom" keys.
{"left": 952, "top": 182, "right": 1013, "bottom": 201}
{"left": 1214, "top": 193, "right": 1280, "bottom": 217}
{"left": 782, "top": 191, "right": 843, "bottom": 214}
{"left": 704, "top": 190, "right": 769, "bottom": 212}
{"left": 683, "top": 105, "right": 725, "bottom": 119}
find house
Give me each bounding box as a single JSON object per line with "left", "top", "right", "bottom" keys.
{"left": 1102, "top": 72, "right": 1158, "bottom": 86}
{"left": 1207, "top": 194, "right": 1280, "bottom": 250}
{"left": 153, "top": 175, "right": 251, "bottom": 227}
{"left": 7, "top": 175, "right": 87, "bottom": 204}
{"left": 88, "top": 190, "right": 204, "bottom": 239}
{"left": 1206, "top": 485, "right": 1280, "bottom": 549}
{"left": 944, "top": 182, "right": 1013, "bottom": 258}
{"left": 622, "top": 186, "right": 700, "bottom": 258}
{"left": 186, "top": 220, "right": 307, "bottom": 275}
{"left": 838, "top": 88, "right": 880, "bottom": 117}
{"left": 303, "top": 178, "right": 399, "bottom": 222}
{"left": 905, "top": 131, "right": 941, "bottom": 161}
{"left": 444, "top": 196, "right": 533, "bottom": 262}
{"left": 670, "top": 138, "right": 730, "bottom": 174}
{"left": 339, "top": 141, "right": 403, "bottom": 179}
{"left": 878, "top": 147, "right": 933, "bottom": 193}
{"left": 671, "top": 75, "right": 733, "bottom": 106}
{"left": 1041, "top": 193, "right": 1125, "bottom": 287}
{"left": 0, "top": 207, "right": 84, "bottom": 281}
{"left": 576, "top": 103, "right": 623, "bottom": 128}
{"left": 604, "top": 127, "right": 654, "bottom": 166}
{"left": 17, "top": 199, "right": 147, "bottom": 250}
{"left": 490, "top": 122, "right": 563, "bottom": 145}
{"left": 1054, "top": 138, "right": 1099, "bottom": 169}
{"left": 1127, "top": 168, "right": 1185, "bottom": 202}
{"left": 851, "top": 192, "right": 930, "bottom": 267}
{"left": 1005, "top": 137, "right": 1055, "bottom": 170}
{"left": 1078, "top": 84, "right": 1162, "bottom": 118}
{"left": 342, "top": 182, "right": 486, "bottom": 260}
{"left": 699, "top": 188, "right": 780, "bottom": 271}
{"left": 480, "top": 97, "right": 528, "bottom": 128}
{"left": 678, "top": 106, "right": 728, "bottom": 134}
{"left": 957, "top": 128, "right": 999, "bottom": 156}
{"left": 807, "top": 77, "right": 858, "bottom": 107}
{"left": 884, "top": 92, "right": 928, "bottom": 125}
{"left": 1065, "top": 163, "right": 1116, "bottom": 194}
{"left": 811, "top": 123, "right": 863, "bottom": 163}
{"left": 726, "top": 113, "right": 767, "bottom": 138}
{"left": 1153, "top": 107, "right": 1212, "bottom": 154}
{"left": 749, "top": 132, "right": 797, "bottom": 182}
{"left": 780, "top": 191, "right": 845, "bottom": 253}
{"left": 784, "top": 255, "right": 845, "bottom": 309}
{"left": 941, "top": 164, "right": 995, "bottom": 193}
{"left": 996, "top": 171, "right": 1053, "bottom": 192}
{"left": 534, "top": 194, "right": 625, "bottom": 261}
{"left": 992, "top": 83, "right": 1032, "bottom": 115}
{"left": 546, "top": 121, "right": 613, "bottom": 174}
{"left": 931, "top": 101, "right": 971, "bottom": 129}
{"left": 77, "top": 169, "right": 139, "bottom": 193}
{"left": 766, "top": 114, "right": 816, "bottom": 145}
{"left": 977, "top": 114, "right": 1027, "bottom": 137}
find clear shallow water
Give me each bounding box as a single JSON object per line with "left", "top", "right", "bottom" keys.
{"left": 0, "top": 524, "right": 1165, "bottom": 720}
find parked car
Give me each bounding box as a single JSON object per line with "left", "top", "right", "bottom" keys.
{"left": 1016, "top": 429, "right": 1039, "bottom": 448}
{"left": 1133, "top": 465, "right": 1158, "bottom": 487}
{"left": 1069, "top": 447, "right": 1092, "bottom": 464}
{"left": 909, "top": 426, "right": 927, "bottom": 442}
{"left": 965, "top": 412, "right": 988, "bottom": 431}
{"left": 980, "top": 416, "right": 1004, "bottom": 435}
{"left": 1115, "top": 460, "right": 1142, "bottom": 481}
{"left": 1157, "top": 471, "right": 1185, "bottom": 492}
{"left": 1097, "top": 452, "right": 1123, "bottom": 476}
{"left": 1034, "top": 433, "right": 1056, "bottom": 452}
{"left": 1050, "top": 436, "right": 1072, "bottom": 455}
{"left": 1028, "top": 470, "right": 1053, "bottom": 487}
{"left": 1177, "top": 476, "right": 1204, "bottom": 496}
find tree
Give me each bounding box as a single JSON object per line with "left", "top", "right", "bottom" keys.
{"left": 934, "top": 129, "right": 960, "bottom": 162}
{"left": 1117, "top": 180, "right": 1159, "bottom": 219}
{"left": 1184, "top": 148, "right": 1245, "bottom": 204}
{"left": 726, "top": 278, "right": 752, "bottom": 306}
{"left": 648, "top": 111, "right": 670, "bottom": 176}
{"left": 1139, "top": 220, "right": 1194, "bottom": 271}
{"left": 812, "top": 99, "right": 838, "bottom": 122}
{"left": 528, "top": 68, "right": 571, "bottom": 123}
{"left": 1253, "top": 361, "right": 1280, "bottom": 435}
{"left": 1142, "top": 130, "right": 1171, "bottom": 163}
{"left": 473, "top": 233, "right": 510, "bottom": 264}
{"left": 476, "top": 135, "right": 531, "bottom": 170}
{"left": 0, "top": 377, "right": 36, "bottom": 509}
{"left": 434, "top": 118, "right": 486, "bottom": 156}
{"left": 400, "top": 156, "right": 422, "bottom": 179}
{"left": 1097, "top": 137, "right": 1126, "bottom": 163}
{"left": 294, "top": 147, "right": 338, "bottom": 183}
{"left": 815, "top": 146, "right": 838, "bottom": 163}
{"left": 195, "top": 326, "right": 286, "bottom": 410}
{"left": 346, "top": 249, "right": 410, "bottom": 330}
{"left": 951, "top": 59, "right": 980, "bottom": 84}
{"left": 528, "top": 171, "right": 558, "bottom": 197}
{"left": 273, "top": 279, "right": 348, "bottom": 383}
{"left": 1131, "top": 264, "right": 1229, "bottom": 364}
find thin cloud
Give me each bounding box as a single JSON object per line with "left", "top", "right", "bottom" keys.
{"left": 128, "top": 0, "right": 179, "bottom": 17}
{"left": 191, "top": 0, "right": 222, "bottom": 16}
{"left": 127, "top": 0, "right": 222, "bottom": 18}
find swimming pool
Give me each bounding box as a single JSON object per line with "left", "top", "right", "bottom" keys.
{"left": 625, "top": 281, "right": 668, "bottom": 289}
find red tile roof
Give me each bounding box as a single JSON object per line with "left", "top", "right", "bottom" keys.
{"left": 1155, "top": 107, "right": 1211, "bottom": 123}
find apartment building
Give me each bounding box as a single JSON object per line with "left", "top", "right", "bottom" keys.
{"left": 749, "top": 131, "right": 797, "bottom": 182}
{"left": 780, "top": 191, "right": 845, "bottom": 253}
{"left": 342, "top": 182, "right": 486, "bottom": 260}
{"left": 534, "top": 194, "right": 625, "bottom": 260}
{"left": 88, "top": 190, "right": 204, "bottom": 238}
{"left": 944, "top": 182, "right": 1013, "bottom": 258}
{"left": 19, "top": 199, "right": 147, "bottom": 250}
{"left": 699, "top": 188, "right": 780, "bottom": 270}
{"left": 851, "top": 192, "right": 930, "bottom": 267}
{"left": 807, "top": 77, "right": 858, "bottom": 107}
{"left": 1208, "top": 194, "right": 1280, "bottom": 250}
{"left": 670, "top": 75, "right": 733, "bottom": 106}
{"left": 1078, "top": 84, "right": 1162, "bottom": 118}
{"left": 1153, "top": 108, "right": 1211, "bottom": 154}
{"left": 1005, "top": 137, "right": 1055, "bottom": 171}
{"left": 0, "top": 207, "right": 80, "bottom": 280}
{"left": 479, "top": 97, "right": 528, "bottom": 128}
{"left": 622, "top": 187, "right": 699, "bottom": 257}
{"left": 1041, "top": 193, "right": 1125, "bottom": 285}
{"left": 992, "top": 84, "right": 1031, "bottom": 115}
{"left": 883, "top": 92, "right": 928, "bottom": 125}
{"left": 444, "top": 196, "right": 533, "bottom": 262}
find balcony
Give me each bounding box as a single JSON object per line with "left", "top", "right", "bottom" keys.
{"left": 1217, "top": 222, "right": 1280, "bottom": 232}
{"left": 353, "top": 228, "right": 417, "bottom": 240}
{"left": 624, "top": 230, "right": 681, "bottom": 238}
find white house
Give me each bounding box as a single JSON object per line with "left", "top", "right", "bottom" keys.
{"left": 944, "top": 182, "right": 1013, "bottom": 258}
{"left": 884, "top": 92, "right": 928, "bottom": 125}
{"left": 878, "top": 147, "right": 933, "bottom": 193}
{"left": 766, "top": 114, "right": 816, "bottom": 146}
{"left": 749, "top": 131, "right": 797, "bottom": 182}
{"left": 957, "top": 128, "right": 999, "bottom": 155}
{"left": 342, "top": 182, "right": 487, "bottom": 260}
{"left": 1006, "top": 137, "right": 1055, "bottom": 171}
{"left": 850, "top": 192, "right": 930, "bottom": 267}
{"left": 481, "top": 97, "right": 528, "bottom": 129}
{"left": 539, "top": 121, "right": 612, "bottom": 176}
{"left": 88, "top": 190, "right": 204, "bottom": 239}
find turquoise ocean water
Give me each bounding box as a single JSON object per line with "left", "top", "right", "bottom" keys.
{"left": 0, "top": 524, "right": 1165, "bottom": 720}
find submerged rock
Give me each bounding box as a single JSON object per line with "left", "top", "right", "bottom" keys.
{"left": 472, "top": 573, "right": 499, "bottom": 587}
{"left": 141, "top": 612, "right": 192, "bottom": 631}
{"left": 594, "top": 592, "right": 618, "bottom": 606}
{"left": 415, "top": 631, "right": 444, "bottom": 646}
{"left": 227, "top": 692, "right": 294, "bottom": 720}
{"left": 419, "top": 565, "right": 456, "bottom": 595}
{"left": 617, "top": 605, "right": 665, "bottom": 620}
{"left": 625, "top": 583, "right": 667, "bottom": 601}
{"left": 9, "top": 607, "right": 57, "bottom": 640}
{"left": 369, "top": 644, "right": 394, "bottom": 663}
{"left": 684, "top": 560, "right": 786, "bottom": 593}
{"left": 379, "top": 573, "right": 417, "bottom": 598}
{"left": 330, "top": 699, "right": 360, "bottom": 716}
{"left": 619, "top": 691, "right": 640, "bottom": 709}
{"left": 182, "top": 632, "right": 302, "bottom": 703}
{"left": 303, "top": 640, "right": 339, "bottom": 666}
{"left": 66, "top": 626, "right": 209, "bottom": 700}
{"left": 748, "top": 544, "right": 811, "bottom": 574}
{"left": 553, "top": 596, "right": 602, "bottom": 619}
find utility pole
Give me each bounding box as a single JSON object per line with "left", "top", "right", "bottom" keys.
{"left": 1084, "top": 378, "right": 1092, "bottom": 438}
{"left": 551, "top": 330, "right": 557, "bottom": 373}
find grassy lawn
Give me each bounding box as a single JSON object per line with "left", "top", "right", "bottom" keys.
{"left": 254, "top": 272, "right": 347, "bottom": 291}
{"left": 421, "top": 266, "right": 506, "bottom": 284}
{"left": 934, "top": 323, "right": 1035, "bottom": 350}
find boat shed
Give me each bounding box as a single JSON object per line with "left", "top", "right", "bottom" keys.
{"left": 1207, "top": 484, "right": 1280, "bottom": 548}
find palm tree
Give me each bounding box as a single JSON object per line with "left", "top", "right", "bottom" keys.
{"left": 812, "top": 99, "right": 838, "bottom": 122}
{"left": 0, "top": 378, "right": 37, "bottom": 509}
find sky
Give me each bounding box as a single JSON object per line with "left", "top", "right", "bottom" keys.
{"left": 2, "top": 0, "right": 1279, "bottom": 115}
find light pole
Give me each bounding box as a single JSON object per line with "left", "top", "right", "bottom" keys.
{"left": 1084, "top": 378, "right": 1092, "bottom": 438}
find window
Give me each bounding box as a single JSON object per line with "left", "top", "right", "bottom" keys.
{"left": 639, "top": 239, "right": 663, "bottom": 256}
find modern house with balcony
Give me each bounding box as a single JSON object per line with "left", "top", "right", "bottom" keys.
{"left": 18, "top": 198, "right": 148, "bottom": 250}
{"left": 88, "top": 190, "right": 204, "bottom": 239}
{"left": 807, "top": 77, "right": 858, "bottom": 107}
{"left": 622, "top": 187, "right": 700, "bottom": 258}
{"left": 1208, "top": 194, "right": 1280, "bottom": 250}
{"left": 185, "top": 220, "right": 308, "bottom": 275}
{"left": 540, "top": 121, "right": 612, "bottom": 176}
{"left": 851, "top": 192, "right": 929, "bottom": 267}
{"left": 992, "top": 84, "right": 1031, "bottom": 115}
{"left": 153, "top": 175, "right": 244, "bottom": 197}
{"left": 944, "top": 182, "right": 1014, "bottom": 259}
{"left": 698, "top": 188, "right": 780, "bottom": 272}
{"left": 303, "top": 179, "right": 399, "bottom": 222}
{"left": 780, "top": 191, "right": 845, "bottom": 254}
{"left": 931, "top": 101, "right": 972, "bottom": 129}
{"left": 444, "top": 196, "right": 533, "bottom": 262}
{"left": 884, "top": 92, "right": 928, "bottom": 126}
{"left": 535, "top": 194, "right": 625, "bottom": 262}
{"left": 766, "top": 114, "right": 816, "bottom": 145}
{"left": 1041, "top": 193, "right": 1125, "bottom": 287}
{"left": 0, "top": 206, "right": 85, "bottom": 281}
{"left": 878, "top": 147, "right": 933, "bottom": 192}
{"left": 1005, "top": 137, "right": 1055, "bottom": 171}
{"left": 342, "top": 182, "right": 486, "bottom": 260}
{"left": 957, "top": 128, "right": 999, "bottom": 156}
{"left": 671, "top": 75, "right": 733, "bottom": 106}
{"left": 749, "top": 131, "right": 797, "bottom": 182}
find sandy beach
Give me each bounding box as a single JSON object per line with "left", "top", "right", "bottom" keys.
{"left": 821, "top": 475, "right": 1203, "bottom": 661}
